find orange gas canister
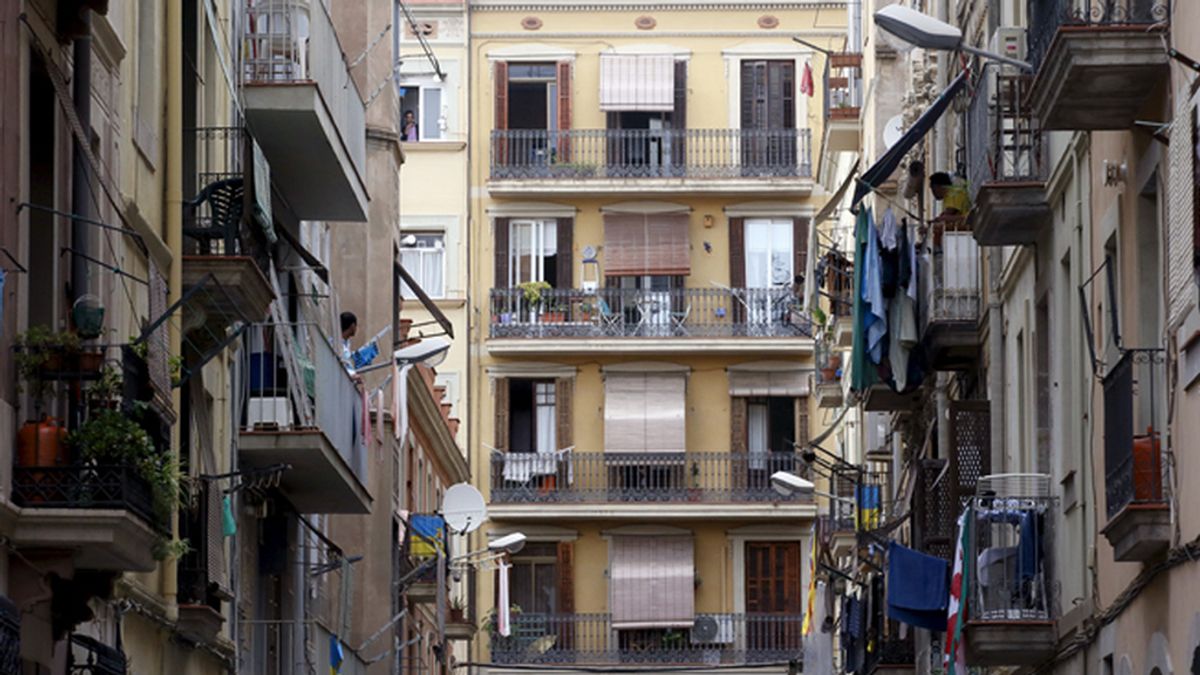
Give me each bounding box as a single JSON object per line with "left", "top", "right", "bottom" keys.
{"left": 16, "top": 416, "right": 68, "bottom": 467}
{"left": 1131, "top": 428, "right": 1163, "bottom": 502}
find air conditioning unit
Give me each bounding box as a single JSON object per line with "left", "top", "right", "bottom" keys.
{"left": 989, "top": 26, "right": 1027, "bottom": 72}
{"left": 690, "top": 614, "right": 735, "bottom": 644}
{"left": 248, "top": 396, "right": 292, "bottom": 430}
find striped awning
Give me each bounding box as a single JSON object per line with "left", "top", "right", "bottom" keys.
{"left": 600, "top": 54, "right": 675, "bottom": 112}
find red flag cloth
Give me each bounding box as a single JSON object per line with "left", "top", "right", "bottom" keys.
{"left": 800, "top": 61, "right": 815, "bottom": 97}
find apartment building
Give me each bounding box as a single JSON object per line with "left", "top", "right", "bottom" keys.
{"left": 819, "top": 1, "right": 1200, "bottom": 675}
{"left": 463, "top": 1, "right": 850, "bottom": 670}
{"left": 396, "top": 0, "right": 471, "bottom": 451}
{"left": 0, "top": 0, "right": 466, "bottom": 673}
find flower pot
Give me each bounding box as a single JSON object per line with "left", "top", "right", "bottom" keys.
{"left": 540, "top": 312, "right": 566, "bottom": 324}
{"left": 17, "top": 416, "right": 68, "bottom": 467}
{"left": 449, "top": 608, "right": 465, "bottom": 622}
{"left": 398, "top": 318, "right": 414, "bottom": 342}
{"left": 821, "top": 367, "right": 838, "bottom": 382}
{"left": 72, "top": 295, "right": 106, "bottom": 340}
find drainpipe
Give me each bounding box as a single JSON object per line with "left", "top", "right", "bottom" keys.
{"left": 163, "top": 0, "right": 183, "bottom": 621}
{"left": 988, "top": 248, "right": 1004, "bottom": 472}
{"left": 71, "top": 14, "right": 92, "bottom": 308}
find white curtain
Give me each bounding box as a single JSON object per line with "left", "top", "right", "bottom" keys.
{"left": 748, "top": 402, "right": 768, "bottom": 470}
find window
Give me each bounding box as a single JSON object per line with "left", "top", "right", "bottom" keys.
{"left": 400, "top": 84, "right": 444, "bottom": 141}
{"left": 509, "top": 379, "right": 556, "bottom": 454}
{"left": 509, "top": 542, "right": 559, "bottom": 614}
{"left": 493, "top": 61, "right": 572, "bottom": 165}
{"left": 135, "top": 0, "right": 161, "bottom": 161}
{"left": 509, "top": 220, "right": 558, "bottom": 287}
{"left": 505, "top": 63, "right": 559, "bottom": 131}
{"left": 739, "top": 60, "right": 796, "bottom": 175}
{"left": 399, "top": 232, "right": 445, "bottom": 298}
{"left": 745, "top": 219, "right": 794, "bottom": 288}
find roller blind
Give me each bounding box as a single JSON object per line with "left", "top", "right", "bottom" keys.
{"left": 604, "top": 372, "right": 686, "bottom": 453}
{"left": 610, "top": 535, "right": 695, "bottom": 628}
{"left": 604, "top": 213, "right": 691, "bottom": 277}
{"left": 600, "top": 54, "right": 675, "bottom": 112}
{"left": 728, "top": 370, "right": 809, "bottom": 397}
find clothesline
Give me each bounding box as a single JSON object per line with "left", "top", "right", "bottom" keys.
{"left": 854, "top": 177, "right": 924, "bottom": 224}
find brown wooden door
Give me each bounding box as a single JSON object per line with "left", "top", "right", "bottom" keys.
{"left": 740, "top": 60, "right": 796, "bottom": 176}
{"left": 744, "top": 541, "right": 802, "bottom": 653}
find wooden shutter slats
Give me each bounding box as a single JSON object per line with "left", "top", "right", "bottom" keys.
{"left": 729, "top": 217, "right": 746, "bottom": 323}
{"left": 494, "top": 218, "right": 510, "bottom": 288}
{"left": 557, "top": 61, "right": 572, "bottom": 161}
{"left": 673, "top": 60, "right": 687, "bottom": 168}
{"left": 555, "top": 377, "right": 573, "bottom": 450}
{"left": 556, "top": 218, "right": 574, "bottom": 288}
{"left": 494, "top": 378, "right": 510, "bottom": 451}
{"left": 794, "top": 217, "right": 809, "bottom": 292}
{"left": 603, "top": 213, "right": 691, "bottom": 277}
{"left": 494, "top": 61, "right": 509, "bottom": 130}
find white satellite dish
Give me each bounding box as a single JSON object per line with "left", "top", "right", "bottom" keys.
{"left": 883, "top": 115, "right": 905, "bottom": 150}
{"left": 442, "top": 483, "right": 487, "bottom": 533}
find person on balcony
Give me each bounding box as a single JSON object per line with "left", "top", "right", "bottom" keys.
{"left": 929, "top": 171, "right": 970, "bottom": 218}
{"left": 340, "top": 311, "right": 382, "bottom": 374}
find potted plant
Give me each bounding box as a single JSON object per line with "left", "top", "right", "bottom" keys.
{"left": 449, "top": 597, "right": 467, "bottom": 623}
{"left": 518, "top": 281, "right": 552, "bottom": 308}
{"left": 70, "top": 400, "right": 182, "bottom": 555}
{"left": 687, "top": 460, "right": 702, "bottom": 502}
{"left": 13, "top": 327, "right": 79, "bottom": 468}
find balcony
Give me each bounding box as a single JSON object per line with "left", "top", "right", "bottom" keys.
{"left": 487, "top": 287, "right": 812, "bottom": 355}
{"left": 490, "top": 613, "right": 803, "bottom": 667}
{"left": 865, "top": 636, "right": 916, "bottom": 675}
{"left": 966, "top": 71, "right": 1052, "bottom": 246}
{"left": 964, "top": 475, "right": 1057, "bottom": 667}
{"left": 488, "top": 452, "right": 813, "bottom": 519}
{"left": 824, "top": 53, "right": 863, "bottom": 153}
{"left": 1027, "top": 0, "right": 1170, "bottom": 130}
{"left": 68, "top": 633, "right": 127, "bottom": 675}
{"left": 238, "top": 322, "right": 371, "bottom": 514}
{"left": 1101, "top": 349, "right": 1170, "bottom": 562}
{"left": 815, "top": 343, "right": 844, "bottom": 409}
{"left": 180, "top": 127, "right": 275, "bottom": 370}
{"left": 241, "top": 0, "right": 368, "bottom": 220}
{"left": 921, "top": 220, "right": 981, "bottom": 370}
{"left": 488, "top": 128, "right": 813, "bottom": 196}
{"left": 11, "top": 465, "right": 167, "bottom": 572}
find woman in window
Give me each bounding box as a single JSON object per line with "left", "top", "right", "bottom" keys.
{"left": 403, "top": 110, "right": 420, "bottom": 142}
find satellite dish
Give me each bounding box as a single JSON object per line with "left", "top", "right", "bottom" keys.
{"left": 691, "top": 616, "right": 720, "bottom": 643}
{"left": 883, "top": 115, "right": 905, "bottom": 150}
{"left": 442, "top": 483, "right": 487, "bottom": 533}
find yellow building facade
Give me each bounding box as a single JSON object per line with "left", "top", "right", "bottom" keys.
{"left": 465, "top": 2, "right": 848, "bottom": 670}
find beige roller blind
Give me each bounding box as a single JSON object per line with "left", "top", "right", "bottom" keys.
{"left": 728, "top": 370, "right": 810, "bottom": 397}
{"left": 610, "top": 535, "right": 695, "bottom": 628}
{"left": 603, "top": 213, "right": 691, "bottom": 277}
{"left": 604, "top": 372, "right": 686, "bottom": 453}
{"left": 600, "top": 54, "right": 675, "bottom": 112}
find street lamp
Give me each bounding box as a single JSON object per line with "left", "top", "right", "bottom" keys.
{"left": 874, "top": 4, "right": 1032, "bottom": 71}
{"left": 487, "top": 532, "right": 527, "bottom": 555}
{"left": 393, "top": 336, "right": 451, "bottom": 368}
{"left": 770, "top": 470, "right": 856, "bottom": 505}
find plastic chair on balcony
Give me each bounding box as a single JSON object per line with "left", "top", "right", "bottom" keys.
{"left": 669, "top": 302, "right": 691, "bottom": 337}
{"left": 184, "top": 177, "right": 245, "bottom": 255}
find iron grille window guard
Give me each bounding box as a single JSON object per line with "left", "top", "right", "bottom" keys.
{"left": 1027, "top": 0, "right": 1170, "bottom": 70}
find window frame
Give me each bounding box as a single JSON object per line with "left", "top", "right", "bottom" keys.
{"left": 508, "top": 219, "right": 558, "bottom": 287}
{"left": 399, "top": 231, "right": 446, "bottom": 299}
{"left": 400, "top": 81, "right": 448, "bottom": 141}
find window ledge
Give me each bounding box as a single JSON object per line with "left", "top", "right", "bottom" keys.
{"left": 401, "top": 140, "right": 466, "bottom": 152}
{"left": 406, "top": 297, "right": 466, "bottom": 309}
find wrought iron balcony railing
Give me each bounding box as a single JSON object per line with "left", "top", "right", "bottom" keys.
{"left": 825, "top": 52, "right": 863, "bottom": 121}
{"left": 922, "top": 220, "right": 981, "bottom": 325}
{"left": 489, "top": 613, "right": 804, "bottom": 666}
{"left": 489, "top": 287, "right": 811, "bottom": 339}
{"left": 1028, "top": 0, "right": 1170, "bottom": 70}
{"left": 0, "top": 597, "right": 17, "bottom": 675}
{"left": 490, "top": 451, "right": 809, "bottom": 504}
{"left": 12, "top": 464, "right": 167, "bottom": 534}
{"left": 490, "top": 128, "right": 812, "bottom": 180}
{"left": 68, "top": 634, "right": 127, "bottom": 675}
{"left": 967, "top": 475, "right": 1058, "bottom": 623}
{"left": 1102, "top": 349, "right": 1167, "bottom": 520}
{"left": 966, "top": 69, "right": 1047, "bottom": 202}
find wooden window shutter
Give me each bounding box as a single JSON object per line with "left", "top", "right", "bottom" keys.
{"left": 556, "top": 542, "right": 575, "bottom": 613}
{"left": 556, "top": 541, "right": 576, "bottom": 649}
{"left": 795, "top": 396, "right": 810, "bottom": 448}
{"left": 794, "top": 217, "right": 809, "bottom": 291}
{"left": 731, "top": 396, "right": 748, "bottom": 453}
{"left": 557, "top": 61, "right": 572, "bottom": 161}
{"left": 494, "top": 378, "right": 510, "bottom": 451}
{"left": 672, "top": 60, "right": 687, "bottom": 168}
{"left": 494, "top": 61, "right": 509, "bottom": 130}
{"left": 729, "top": 217, "right": 746, "bottom": 323}
{"left": 555, "top": 377, "right": 573, "bottom": 449}
{"left": 556, "top": 218, "right": 574, "bottom": 288}
{"left": 494, "top": 218, "right": 510, "bottom": 288}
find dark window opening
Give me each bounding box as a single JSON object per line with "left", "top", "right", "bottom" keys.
{"left": 508, "top": 379, "right": 556, "bottom": 454}
{"left": 28, "top": 51, "right": 58, "bottom": 332}
{"left": 507, "top": 63, "right": 557, "bottom": 131}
